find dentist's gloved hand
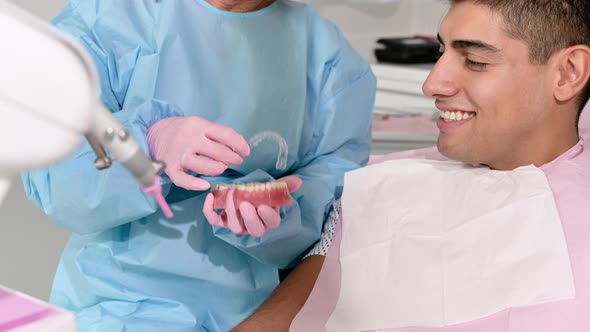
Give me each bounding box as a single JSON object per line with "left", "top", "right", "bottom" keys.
{"left": 202, "top": 176, "right": 303, "bottom": 237}
{"left": 147, "top": 116, "right": 251, "bottom": 191}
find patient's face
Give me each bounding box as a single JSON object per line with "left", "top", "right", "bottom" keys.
{"left": 422, "top": 1, "right": 552, "bottom": 169}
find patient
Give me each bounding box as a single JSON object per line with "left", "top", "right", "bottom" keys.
{"left": 233, "top": 0, "right": 590, "bottom": 331}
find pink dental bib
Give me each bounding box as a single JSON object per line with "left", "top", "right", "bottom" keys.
{"left": 292, "top": 140, "right": 590, "bottom": 332}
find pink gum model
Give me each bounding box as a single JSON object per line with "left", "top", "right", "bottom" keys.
{"left": 211, "top": 181, "right": 291, "bottom": 209}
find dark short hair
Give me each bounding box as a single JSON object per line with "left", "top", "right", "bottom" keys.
{"left": 451, "top": 0, "right": 590, "bottom": 121}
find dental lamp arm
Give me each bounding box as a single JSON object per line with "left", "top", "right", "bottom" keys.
{"left": 0, "top": 0, "right": 173, "bottom": 226}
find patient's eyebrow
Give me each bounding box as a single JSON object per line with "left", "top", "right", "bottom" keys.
{"left": 437, "top": 33, "right": 502, "bottom": 54}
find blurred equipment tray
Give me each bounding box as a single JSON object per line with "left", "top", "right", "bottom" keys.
{"left": 375, "top": 36, "right": 440, "bottom": 64}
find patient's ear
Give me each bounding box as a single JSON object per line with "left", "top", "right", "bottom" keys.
{"left": 554, "top": 45, "right": 590, "bottom": 103}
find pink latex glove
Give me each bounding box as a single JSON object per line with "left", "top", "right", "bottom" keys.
{"left": 147, "top": 116, "right": 251, "bottom": 191}
{"left": 202, "top": 176, "right": 303, "bottom": 237}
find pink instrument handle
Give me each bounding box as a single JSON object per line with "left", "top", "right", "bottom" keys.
{"left": 143, "top": 176, "right": 174, "bottom": 218}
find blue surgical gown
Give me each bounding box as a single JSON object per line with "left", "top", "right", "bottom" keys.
{"left": 22, "top": 0, "right": 376, "bottom": 331}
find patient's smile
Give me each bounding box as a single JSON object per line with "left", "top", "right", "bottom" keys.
{"left": 440, "top": 110, "right": 475, "bottom": 122}
{"left": 437, "top": 109, "right": 476, "bottom": 131}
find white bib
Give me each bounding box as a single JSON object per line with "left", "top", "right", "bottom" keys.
{"left": 326, "top": 159, "right": 575, "bottom": 332}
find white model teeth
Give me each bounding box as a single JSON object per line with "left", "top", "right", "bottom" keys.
{"left": 441, "top": 111, "right": 475, "bottom": 122}
{"left": 212, "top": 182, "right": 287, "bottom": 191}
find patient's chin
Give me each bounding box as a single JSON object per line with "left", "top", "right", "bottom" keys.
{"left": 437, "top": 142, "right": 477, "bottom": 165}
{"left": 437, "top": 141, "right": 459, "bottom": 159}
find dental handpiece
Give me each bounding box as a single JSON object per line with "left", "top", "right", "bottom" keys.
{"left": 87, "top": 104, "right": 166, "bottom": 187}
{"left": 86, "top": 104, "right": 173, "bottom": 218}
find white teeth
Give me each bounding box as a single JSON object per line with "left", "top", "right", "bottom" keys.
{"left": 213, "top": 181, "right": 288, "bottom": 191}
{"left": 440, "top": 111, "right": 475, "bottom": 122}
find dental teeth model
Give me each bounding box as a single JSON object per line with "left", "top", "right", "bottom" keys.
{"left": 211, "top": 181, "right": 291, "bottom": 209}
